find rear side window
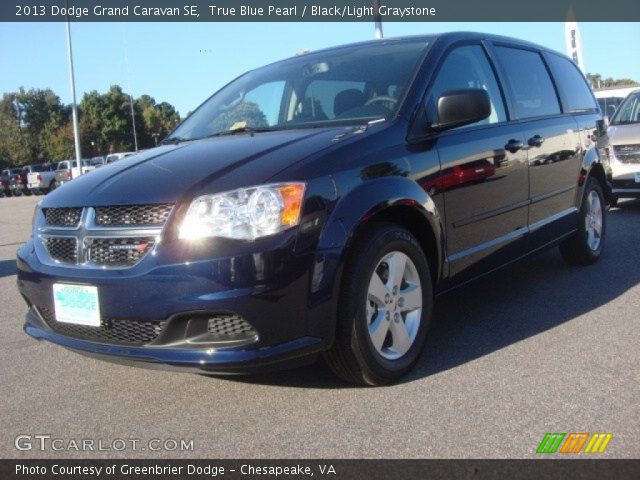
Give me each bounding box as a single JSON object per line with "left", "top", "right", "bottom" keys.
{"left": 546, "top": 53, "right": 597, "bottom": 113}
{"left": 495, "top": 47, "right": 560, "bottom": 119}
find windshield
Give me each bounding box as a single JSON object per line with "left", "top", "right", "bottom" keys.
{"left": 610, "top": 92, "right": 640, "bottom": 125}
{"left": 167, "top": 39, "right": 430, "bottom": 142}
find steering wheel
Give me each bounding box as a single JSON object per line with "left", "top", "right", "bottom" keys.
{"left": 364, "top": 95, "right": 398, "bottom": 107}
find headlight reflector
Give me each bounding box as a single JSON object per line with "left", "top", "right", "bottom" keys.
{"left": 180, "top": 183, "right": 305, "bottom": 240}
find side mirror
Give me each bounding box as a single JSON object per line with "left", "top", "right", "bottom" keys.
{"left": 431, "top": 89, "right": 491, "bottom": 131}
{"left": 596, "top": 117, "right": 609, "bottom": 138}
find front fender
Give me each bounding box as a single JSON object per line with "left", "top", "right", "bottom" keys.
{"left": 322, "top": 176, "right": 443, "bottom": 254}
{"left": 305, "top": 175, "right": 445, "bottom": 344}
{"left": 578, "top": 146, "right": 610, "bottom": 204}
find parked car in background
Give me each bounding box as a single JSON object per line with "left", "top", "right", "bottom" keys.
{"left": 0, "top": 168, "right": 22, "bottom": 197}
{"left": 18, "top": 33, "right": 608, "bottom": 385}
{"left": 9, "top": 167, "right": 31, "bottom": 196}
{"left": 26, "top": 163, "right": 57, "bottom": 195}
{"left": 54, "top": 159, "right": 95, "bottom": 187}
{"left": 598, "top": 89, "right": 640, "bottom": 206}
{"left": 105, "top": 152, "right": 136, "bottom": 164}
{"left": 89, "top": 156, "right": 106, "bottom": 168}
{"left": 597, "top": 97, "right": 624, "bottom": 119}
{"left": 0, "top": 171, "right": 8, "bottom": 197}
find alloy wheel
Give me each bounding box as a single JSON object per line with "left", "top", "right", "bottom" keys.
{"left": 585, "top": 190, "right": 603, "bottom": 251}
{"left": 366, "top": 251, "right": 422, "bottom": 360}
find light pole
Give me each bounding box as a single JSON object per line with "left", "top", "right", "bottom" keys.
{"left": 373, "top": 0, "right": 383, "bottom": 39}
{"left": 65, "top": 14, "right": 82, "bottom": 179}
{"left": 129, "top": 94, "right": 138, "bottom": 152}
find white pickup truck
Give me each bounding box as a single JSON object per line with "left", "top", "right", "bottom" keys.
{"left": 26, "top": 163, "right": 57, "bottom": 194}
{"left": 53, "top": 159, "right": 96, "bottom": 187}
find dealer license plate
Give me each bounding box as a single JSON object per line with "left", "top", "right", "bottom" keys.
{"left": 52, "top": 283, "right": 100, "bottom": 327}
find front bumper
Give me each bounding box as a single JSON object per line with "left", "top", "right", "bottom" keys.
{"left": 23, "top": 307, "right": 322, "bottom": 373}
{"left": 17, "top": 232, "right": 334, "bottom": 373}
{"left": 610, "top": 160, "right": 640, "bottom": 196}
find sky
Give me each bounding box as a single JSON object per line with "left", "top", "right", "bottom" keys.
{"left": 1, "top": 22, "right": 639, "bottom": 116}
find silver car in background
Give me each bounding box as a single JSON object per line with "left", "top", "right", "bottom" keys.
{"left": 599, "top": 89, "right": 640, "bottom": 206}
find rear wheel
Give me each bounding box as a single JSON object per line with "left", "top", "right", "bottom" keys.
{"left": 13, "top": 188, "right": 22, "bottom": 197}
{"left": 324, "top": 222, "right": 433, "bottom": 386}
{"left": 560, "top": 176, "right": 606, "bottom": 266}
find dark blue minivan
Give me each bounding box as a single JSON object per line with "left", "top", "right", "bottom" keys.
{"left": 17, "top": 33, "right": 608, "bottom": 385}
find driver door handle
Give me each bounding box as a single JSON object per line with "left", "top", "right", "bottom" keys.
{"left": 505, "top": 139, "right": 524, "bottom": 153}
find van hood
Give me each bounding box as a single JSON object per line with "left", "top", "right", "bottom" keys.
{"left": 42, "top": 126, "right": 358, "bottom": 208}
{"left": 606, "top": 123, "right": 640, "bottom": 146}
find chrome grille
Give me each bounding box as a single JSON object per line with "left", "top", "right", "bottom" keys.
{"left": 207, "top": 314, "right": 258, "bottom": 342}
{"left": 614, "top": 145, "right": 640, "bottom": 164}
{"left": 42, "top": 237, "right": 77, "bottom": 264}
{"left": 94, "top": 204, "right": 172, "bottom": 226}
{"left": 36, "top": 204, "right": 172, "bottom": 269}
{"left": 44, "top": 208, "right": 82, "bottom": 227}
{"left": 87, "top": 237, "right": 155, "bottom": 267}
{"left": 38, "top": 306, "right": 166, "bottom": 345}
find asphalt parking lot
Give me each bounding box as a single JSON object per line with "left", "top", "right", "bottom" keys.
{"left": 0, "top": 194, "right": 638, "bottom": 459}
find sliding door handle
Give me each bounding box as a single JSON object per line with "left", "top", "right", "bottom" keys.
{"left": 528, "top": 134, "right": 545, "bottom": 147}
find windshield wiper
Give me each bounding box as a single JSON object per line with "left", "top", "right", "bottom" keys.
{"left": 204, "top": 127, "right": 278, "bottom": 138}
{"left": 162, "top": 136, "right": 191, "bottom": 145}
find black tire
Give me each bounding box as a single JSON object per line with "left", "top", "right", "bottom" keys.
{"left": 24, "top": 189, "right": 32, "bottom": 196}
{"left": 324, "top": 222, "right": 433, "bottom": 386}
{"left": 13, "top": 189, "right": 22, "bottom": 197}
{"left": 48, "top": 181, "right": 57, "bottom": 193}
{"left": 559, "top": 176, "right": 606, "bottom": 266}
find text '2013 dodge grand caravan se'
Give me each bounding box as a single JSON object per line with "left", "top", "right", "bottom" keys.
{"left": 18, "top": 33, "right": 609, "bottom": 385}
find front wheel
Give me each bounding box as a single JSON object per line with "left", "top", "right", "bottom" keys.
{"left": 560, "top": 176, "right": 606, "bottom": 266}
{"left": 324, "top": 222, "right": 433, "bottom": 386}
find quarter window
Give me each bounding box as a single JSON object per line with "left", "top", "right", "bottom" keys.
{"left": 546, "top": 53, "right": 597, "bottom": 113}
{"left": 430, "top": 45, "right": 507, "bottom": 127}
{"left": 495, "top": 47, "right": 561, "bottom": 119}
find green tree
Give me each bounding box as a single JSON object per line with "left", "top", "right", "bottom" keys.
{"left": 586, "top": 73, "right": 639, "bottom": 89}
{"left": 135, "top": 95, "right": 181, "bottom": 147}
{"left": 0, "top": 85, "right": 181, "bottom": 166}
{"left": 0, "top": 93, "right": 30, "bottom": 166}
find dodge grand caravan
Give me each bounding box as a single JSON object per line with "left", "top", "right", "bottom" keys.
{"left": 17, "top": 33, "right": 609, "bottom": 385}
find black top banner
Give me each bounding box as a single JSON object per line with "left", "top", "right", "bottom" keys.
{"left": 3, "top": 0, "right": 640, "bottom": 22}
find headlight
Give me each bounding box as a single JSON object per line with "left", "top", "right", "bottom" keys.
{"left": 179, "top": 182, "right": 306, "bottom": 240}
{"left": 32, "top": 202, "right": 42, "bottom": 231}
